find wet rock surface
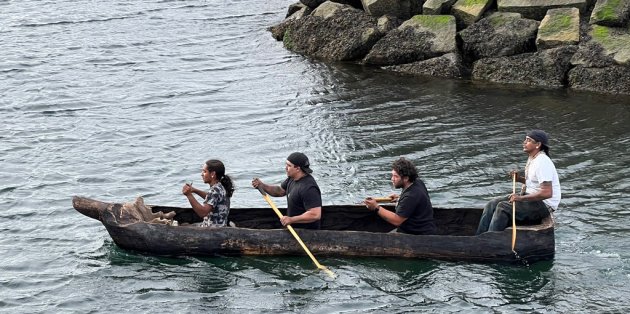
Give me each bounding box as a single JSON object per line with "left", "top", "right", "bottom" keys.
{"left": 269, "top": 0, "right": 630, "bottom": 95}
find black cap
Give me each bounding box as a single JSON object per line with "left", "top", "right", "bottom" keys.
{"left": 526, "top": 129, "right": 549, "bottom": 147}
{"left": 287, "top": 152, "right": 312, "bottom": 174}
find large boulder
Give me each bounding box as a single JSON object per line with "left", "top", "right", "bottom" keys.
{"left": 590, "top": 0, "right": 630, "bottom": 27}
{"left": 423, "top": 0, "right": 458, "bottom": 15}
{"left": 459, "top": 12, "right": 540, "bottom": 60}
{"left": 286, "top": 2, "right": 308, "bottom": 18}
{"left": 452, "top": 0, "right": 494, "bottom": 27}
{"left": 300, "top": 0, "right": 363, "bottom": 9}
{"left": 361, "top": 0, "right": 423, "bottom": 19}
{"left": 497, "top": 0, "right": 588, "bottom": 20}
{"left": 269, "top": 5, "right": 313, "bottom": 41}
{"left": 571, "top": 41, "right": 617, "bottom": 67}
{"left": 568, "top": 65, "right": 630, "bottom": 94}
{"left": 281, "top": 2, "right": 381, "bottom": 61}
{"left": 385, "top": 52, "right": 467, "bottom": 78}
{"left": 364, "top": 15, "right": 457, "bottom": 65}
{"left": 472, "top": 45, "right": 578, "bottom": 87}
{"left": 376, "top": 15, "right": 403, "bottom": 33}
{"left": 536, "top": 8, "right": 580, "bottom": 49}
{"left": 589, "top": 25, "right": 630, "bottom": 65}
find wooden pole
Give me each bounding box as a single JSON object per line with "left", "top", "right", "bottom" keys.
{"left": 257, "top": 186, "right": 335, "bottom": 278}
{"left": 511, "top": 173, "right": 517, "bottom": 253}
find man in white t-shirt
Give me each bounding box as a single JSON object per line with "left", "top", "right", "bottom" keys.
{"left": 476, "top": 130, "right": 561, "bottom": 234}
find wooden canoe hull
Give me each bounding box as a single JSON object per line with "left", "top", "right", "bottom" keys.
{"left": 73, "top": 196, "right": 555, "bottom": 263}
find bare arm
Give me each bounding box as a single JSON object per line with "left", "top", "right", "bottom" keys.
{"left": 192, "top": 186, "right": 207, "bottom": 199}
{"left": 252, "top": 178, "right": 286, "bottom": 197}
{"left": 186, "top": 194, "right": 213, "bottom": 218}
{"left": 183, "top": 183, "right": 213, "bottom": 217}
{"left": 509, "top": 170, "right": 526, "bottom": 184}
{"left": 512, "top": 181, "right": 553, "bottom": 202}
{"left": 364, "top": 198, "right": 407, "bottom": 227}
{"left": 281, "top": 206, "right": 321, "bottom": 226}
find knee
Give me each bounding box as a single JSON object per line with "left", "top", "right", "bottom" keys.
{"left": 497, "top": 201, "right": 512, "bottom": 210}
{"left": 493, "top": 202, "right": 512, "bottom": 215}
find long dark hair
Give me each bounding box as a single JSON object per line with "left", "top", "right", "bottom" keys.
{"left": 541, "top": 144, "right": 550, "bottom": 158}
{"left": 206, "top": 159, "right": 234, "bottom": 198}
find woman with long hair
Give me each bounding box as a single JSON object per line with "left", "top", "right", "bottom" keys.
{"left": 182, "top": 159, "right": 234, "bottom": 227}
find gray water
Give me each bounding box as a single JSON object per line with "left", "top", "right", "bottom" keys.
{"left": 1, "top": 0, "right": 629, "bottom": 312}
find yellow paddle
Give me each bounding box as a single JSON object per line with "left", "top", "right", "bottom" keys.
{"left": 256, "top": 186, "right": 335, "bottom": 278}
{"left": 373, "top": 197, "right": 394, "bottom": 203}
{"left": 511, "top": 173, "right": 517, "bottom": 253}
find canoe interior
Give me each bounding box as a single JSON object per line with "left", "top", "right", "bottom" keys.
{"left": 148, "top": 204, "right": 546, "bottom": 236}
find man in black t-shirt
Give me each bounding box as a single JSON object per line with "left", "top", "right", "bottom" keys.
{"left": 252, "top": 152, "right": 322, "bottom": 229}
{"left": 364, "top": 157, "right": 437, "bottom": 235}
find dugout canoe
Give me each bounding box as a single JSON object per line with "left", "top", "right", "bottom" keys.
{"left": 72, "top": 196, "right": 555, "bottom": 263}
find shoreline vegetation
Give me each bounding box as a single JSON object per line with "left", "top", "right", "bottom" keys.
{"left": 268, "top": 0, "right": 630, "bottom": 95}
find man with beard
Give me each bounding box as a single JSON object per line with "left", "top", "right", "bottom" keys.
{"left": 363, "top": 157, "right": 437, "bottom": 235}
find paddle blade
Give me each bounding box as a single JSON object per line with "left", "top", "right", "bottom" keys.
{"left": 320, "top": 265, "right": 336, "bottom": 279}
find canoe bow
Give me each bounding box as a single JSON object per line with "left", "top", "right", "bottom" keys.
{"left": 72, "top": 196, "right": 108, "bottom": 222}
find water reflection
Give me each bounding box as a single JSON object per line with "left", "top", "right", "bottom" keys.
{"left": 490, "top": 261, "right": 555, "bottom": 304}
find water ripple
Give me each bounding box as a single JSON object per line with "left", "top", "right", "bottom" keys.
{"left": 1, "top": 0, "right": 629, "bottom": 312}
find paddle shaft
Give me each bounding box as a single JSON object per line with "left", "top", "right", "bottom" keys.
{"left": 511, "top": 173, "right": 517, "bottom": 252}
{"left": 256, "top": 186, "right": 334, "bottom": 278}
{"left": 373, "top": 197, "right": 394, "bottom": 203}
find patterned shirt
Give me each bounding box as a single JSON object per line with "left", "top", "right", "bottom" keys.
{"left": 202, "top": 183, "right": 230, "bottom": 227}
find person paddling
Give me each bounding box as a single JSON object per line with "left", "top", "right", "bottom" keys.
{"left": 252, "top": 152, "right": 322, "bottom": 229}
{"left": 476, "top": 130, "right": 561, "bottom": 234}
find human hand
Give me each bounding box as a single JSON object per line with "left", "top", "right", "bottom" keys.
{"left": 280, "top": 215, "right": 292, "bottom": 226}
{"left": 252, "top": 177, "right": 263, "bottom": 189}
{"left": 509, "top": 193, "right": 522, "bottom": 203}
{"left": 182, "top": 182, "right": 193, "bottom": 195}
{"left": 508, "top": 170, "right": 520, "bottom": 182}
{"left": 363, "top": 197, "right": 379, "bottom": 211}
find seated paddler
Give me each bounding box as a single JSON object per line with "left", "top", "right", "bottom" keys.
{"left": 252, "top": 152, "right": 322, "bottom": 229}
{"left": 363, "top": 157, "right": 437, "bottom": 235}
{"left": 476, "top": 130, "right": 561, "bottom": 234}
{"left": 182, "top": 159, "right": 235, "bottom": 227}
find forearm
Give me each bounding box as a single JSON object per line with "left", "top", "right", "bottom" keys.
{"left": 517, "top": 191, "right": 549, "bottom": 202}
{"left": 192, "top": 187, "right": 207, "bottom": 199}
{"left": 516, "top": 184, "right": 552, "bottom": 202}
{"left": 289, "top": 207, "right": 321, "bottom": 224}
{"left": 186, "top": 194, "right": 211, "bottom": 217}
{"left": 262, "top": 183, "right": 286, "bottom": 197}
{"left": 374, "top": 206, "right": 406, "bottom": 227}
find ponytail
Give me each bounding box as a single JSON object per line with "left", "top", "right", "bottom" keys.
{"left": 220, "top": 175, "right": 235, "bottom": 198}
{"left": 205, "top": 159, "right": 235, "bottom": 198}
{"left": 541, "top": 145, "right": 550, "bottom": 158}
